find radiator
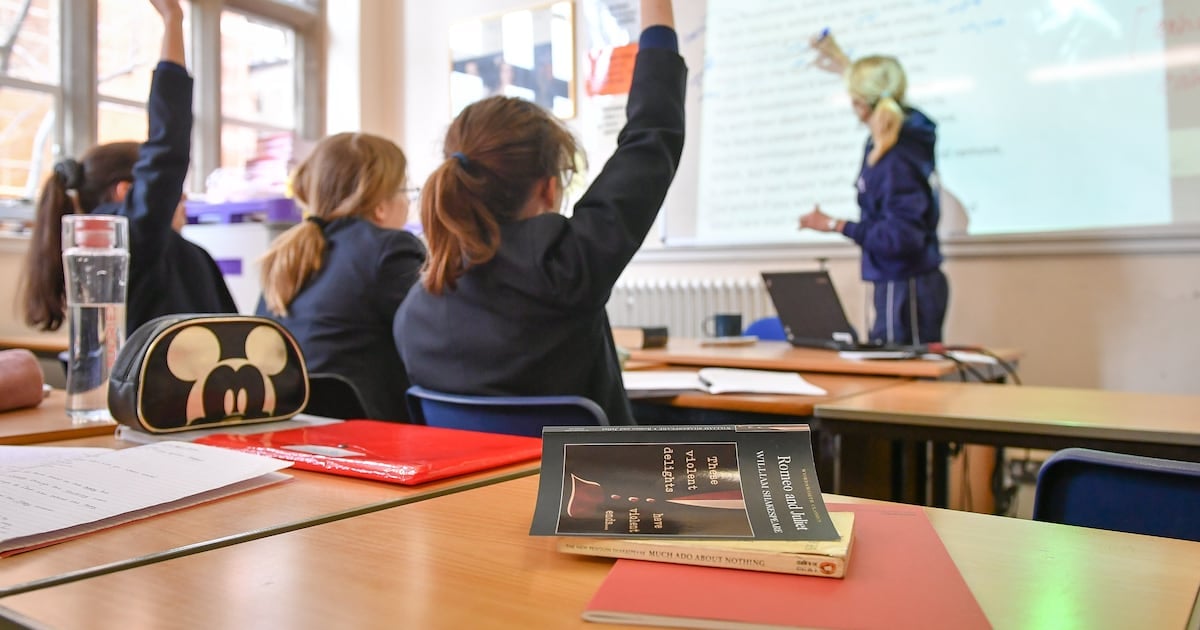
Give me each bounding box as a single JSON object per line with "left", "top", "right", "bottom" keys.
{"left": 606, "top": 278, "right": 774, "bottom": 338}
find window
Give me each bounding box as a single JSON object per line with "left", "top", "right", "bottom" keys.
{"left": 0, "top": 0, "right": 322, "bottom": 203}
{"left": 0, "top": 0, "right": 59, "bottom": 198}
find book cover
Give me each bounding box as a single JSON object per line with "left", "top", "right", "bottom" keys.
{"left": 531, "top": 425, "right": 839, "bottom": 541}
{"left": 558, "top": 511, "right": 854, "bottom": 578}
{"left": 195, "top": 420, "right": 541, "bottom": 486}
{"left": 612, "top": 326, "right": 669, "bottom": 349}
{"left": 581, "top": 503, "right": 991, "bottom": 630}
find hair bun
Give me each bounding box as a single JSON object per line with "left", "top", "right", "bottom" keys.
{"left": 53, "top": 158, "right": 84, "bottom": 191}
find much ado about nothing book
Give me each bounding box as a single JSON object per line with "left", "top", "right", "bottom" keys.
{"left": 529, "top": 425, "right": 839, "bottom": 541}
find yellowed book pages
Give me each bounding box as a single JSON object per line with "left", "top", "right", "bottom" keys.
{"left": 558, "top": 512, "right": 854, "bottom": 578}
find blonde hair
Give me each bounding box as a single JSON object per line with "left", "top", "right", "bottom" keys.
{"left": 259, "top": 132, "right": 408, "bottom": 316}
{"left": 847, "top": 55, "right": 907, "bottom": 164}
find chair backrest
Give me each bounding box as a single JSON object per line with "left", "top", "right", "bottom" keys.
{"left": 743, "top": 316, "right": 787, "bottom": 341}
{"left": 406, "top": 385, "right": 608, "bottom": 437}
{"left": 305, "top": 372, "right": 369, "bottom": 420}
{"left": 1033, "top": 447, "right": 1200, "bottom": 542}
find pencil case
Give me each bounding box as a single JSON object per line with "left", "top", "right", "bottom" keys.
{"left": 108, "top": 315, "right": 310, "bottom": 433}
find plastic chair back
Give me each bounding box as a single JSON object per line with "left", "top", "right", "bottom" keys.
{"left": 305, "top": 372, "right": 369, "bottom": 420}
{"left": 1033, "top": 448, "right": 1200, "bottom": 542}
{"left": 406, "top": 385, "right": 609, "bottom": 437}
{"left": 743, "top": 316, "right": 787, "bottom": 341}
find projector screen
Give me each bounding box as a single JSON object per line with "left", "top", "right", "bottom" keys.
{"left": 631, "top": 0, "right": 1200, "bottom": 246}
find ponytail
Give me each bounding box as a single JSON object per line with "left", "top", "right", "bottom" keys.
{"left": 259, "top": 132, "right": 409, "bottom": 316}
{"left": 421, "top": 156, "right": 501, "bottom": 295}
{"left": 421, "top": 96, "right": 580, "bottom": 295}
{"left": 19, "top": 171, "right": 77, "bottom": 331}
{"left": 867, "top": 95, "right": 904, "bottom": 166}
{"left": 259, "top": 220, "right": 328, "bottom": 316}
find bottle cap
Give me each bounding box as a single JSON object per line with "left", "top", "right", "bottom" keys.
{"left": 74, "top": 217, "right": 116, "bottom": 248}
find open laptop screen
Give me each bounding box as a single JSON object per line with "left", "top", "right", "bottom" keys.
{"left": 761, "top": 271, "right": 862, "bottom": 350}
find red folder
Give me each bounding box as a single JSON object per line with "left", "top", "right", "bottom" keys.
{"left": 582, "top": 502, "right": 991, "bottom": 629}
{"left": 195, "top": 420, "right": 541, "bottom": 485}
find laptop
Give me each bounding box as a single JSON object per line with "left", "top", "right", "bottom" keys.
{"left": 761, "top": 271, "right": 915, "bottom": 352}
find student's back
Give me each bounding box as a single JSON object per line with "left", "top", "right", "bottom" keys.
{"left": 20, "top": 0, "right": 234, "bottom": 336}
{"left": 257, "top": 133, "right": 424, "bottom": 422}
{"left": 395, "top": 3, "right": 685, "bottom": 425}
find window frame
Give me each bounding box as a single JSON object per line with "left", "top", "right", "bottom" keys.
{"left": 52, "top": 0, "right": 324, "bottom": 196}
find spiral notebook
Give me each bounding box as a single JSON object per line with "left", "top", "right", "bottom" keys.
{"left": 195, "top": 420, "right": 542, "bottom": 485}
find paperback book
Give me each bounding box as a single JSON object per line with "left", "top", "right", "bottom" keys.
{"left": 530, "top": 425, "right": 838, "bottom": 541}
{"left": 612, "top": 326, "right": 669, "bottom": 349}
{"left": 558, "top": 511, "right": 854, "bottom": 577}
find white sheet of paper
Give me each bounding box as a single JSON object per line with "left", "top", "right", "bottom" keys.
{"left": 0, "top": 441, "right": 292, "bottom": 554}
{"left": 622, "top": 369, "right": 827, "bottom": 397}
{"left": 0, "top": 446, "right": 114, "bottom": 472}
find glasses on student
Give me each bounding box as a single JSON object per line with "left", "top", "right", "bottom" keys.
{"left": 403, "top": 187, "right": 421, "bottom": 203}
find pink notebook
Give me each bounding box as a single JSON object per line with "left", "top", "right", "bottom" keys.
{"left": 582, "top": 502, "right": 991, "bottom": 629}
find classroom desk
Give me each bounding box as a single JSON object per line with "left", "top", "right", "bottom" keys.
{"left": 0, "top": 435, "right": 539, "bottom": 597}
{"left": 635, "top": 371, "right": 912, "bottom": 417}
{"left": 814, "top": 381, "right": 1200, "bottom": 461}
{"left": 630, "top": 338, "right": 1022, "bottom": 381}
{"left": 0, "top": 391, "right": 116, "bottom": 445}
{"left": 2, "top": 475, "right": 1197, "bottom": 630}
{"left": 0, "top": 335, "right": 67, "bottom": 356}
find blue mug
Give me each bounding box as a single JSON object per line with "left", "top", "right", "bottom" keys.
{"left": 702, "top": 313, "right": 743, "bottom": 338}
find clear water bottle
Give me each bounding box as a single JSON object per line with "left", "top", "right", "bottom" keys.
{"left": 62, "top": 215, "right": 129, "bottom": 421}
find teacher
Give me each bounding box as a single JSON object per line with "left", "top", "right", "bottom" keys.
{"left": 799, "top": 33, "right": 949, "bottom": 345}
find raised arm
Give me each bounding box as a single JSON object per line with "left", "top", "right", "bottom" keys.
{"left": 152, "top": 0, "right": 185, "bottom": 66}
{"left": 120, "top": 0, "right": 192, "bottom": 263}
{"left": 641, "top": 0, "right": 674, "bottom": 30}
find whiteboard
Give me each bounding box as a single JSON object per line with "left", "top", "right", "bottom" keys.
{"left": 627, "top": 0, "right": 1200, "bottom": 246}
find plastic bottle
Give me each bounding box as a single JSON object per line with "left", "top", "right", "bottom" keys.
{"left": 61, "top": 215, "right": 129, "bottom": 421}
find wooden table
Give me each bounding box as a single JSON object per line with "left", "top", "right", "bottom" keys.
{"left": 635, "top": 371, "right": 912, "bottom": 417}
{"left": 814, "top": 381, "right": 1200, "bottom": 461}
{"left": 0, "top": 435, "right": 539, "bottom": 596}
{"left": 0, "top": 391, "right": 117, "bottom": 445}
{"left": 630, "top": 338, "right": 1022, "bottom": 381}
{"left": 0, "top": 335, "right": 67, "bottom": 356}
{"left": 2, "top": 475, "right": 1197, "bottom": 630}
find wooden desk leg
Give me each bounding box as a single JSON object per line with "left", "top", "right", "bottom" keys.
{"left": 832, "top": 434, "right": 843, "bottom": 494}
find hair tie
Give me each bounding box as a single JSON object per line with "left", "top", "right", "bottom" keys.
{"left": 53, "top": 158, "right": 83, "bottom": 191}
{"left": 450, "top": 152, "right": 470, "bottom": 168}
{"left": 305, "top": 215, "right": 328, "bottom": 229}
{"left": 879, "top": 89, "right": 893, "bottom": 101}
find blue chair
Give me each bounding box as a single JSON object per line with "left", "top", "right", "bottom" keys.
{"left": 743, "top": 316, "right": 787, "bottom": 341}
{"left": 1033, "top": 448, "right": 1200, "bottom": 542}
{"left": 305, "top": 372, "right": 369, "bottom": 420}
{"left": 405, "top": 385, "right": 609, "bottom": 437}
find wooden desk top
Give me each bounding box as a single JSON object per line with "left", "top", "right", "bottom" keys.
{"left": 0, "top": 435, "right": 539, "bottom": 594}
{"left": 641, "top": 371, "right": 912, "bottom": 417}
{"left": 0, "top": 391, "right": 117, "bottom": 445}
{"left": 4, "top": 475, "right": 1198, "bottom": 629}
{"left": 0, "top": 335, "right": 67, "bottom": 355}
{"left": 630, "top": 338, "right": 1022, "bottom": 380}
{"left": 815, "top": 381, "right": 1200, "bottom": 447}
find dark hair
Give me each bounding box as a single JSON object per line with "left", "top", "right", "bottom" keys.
{"left": 19, "top": 142, "right": 139, "bottom": 330}
{"left": 421, "top": 96, "right": 579, "bottom": 294}
{"left": 259, "top": 132, "right": 409, "bottom": 316}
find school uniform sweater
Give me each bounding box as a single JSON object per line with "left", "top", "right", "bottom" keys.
{"left": 93, "top": 62, "right": 236, "bottom": 334}
{"left": 257, "top": 218, "right": 426, "bottom": 422}
{"left": 394, "top": 31, "right": 686, "bottom": 426}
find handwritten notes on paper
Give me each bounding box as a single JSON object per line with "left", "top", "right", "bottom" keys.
{"left": 0, "top": 442, "right": 291, "bottom": 555}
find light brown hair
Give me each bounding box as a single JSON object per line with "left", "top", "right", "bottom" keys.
{"left": 259, "top": 132, "right": 408, "bottom": 316}
{"left": 421, "top": 96, "right": 580, "bottom": 295}
{"left": 19, "top": 142, "right": 139, "bottom": 331}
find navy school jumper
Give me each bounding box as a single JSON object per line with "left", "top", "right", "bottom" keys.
{"left": 394, "top": 28, "right": 687, "bottom": 426}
